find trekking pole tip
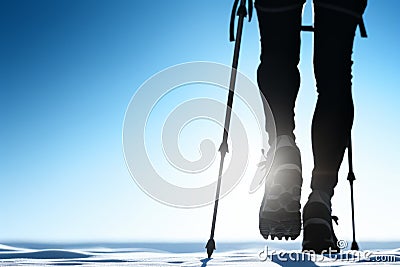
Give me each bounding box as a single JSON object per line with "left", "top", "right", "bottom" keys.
{"left": 206, "top": 238, "right": 216, "bottom": 258}
{"left": 351, "top": 241, "right": 359, "bottom": 251}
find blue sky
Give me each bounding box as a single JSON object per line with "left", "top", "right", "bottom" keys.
{"left": 0, "top": 0, "right": 399, "bottom": 243}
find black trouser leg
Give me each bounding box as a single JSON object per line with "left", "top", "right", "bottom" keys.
{"left": 256, "top": 0, "right": 305, "bottom": 145}
{"left": 311, "top": 0, "right": 367, "bottom": 197}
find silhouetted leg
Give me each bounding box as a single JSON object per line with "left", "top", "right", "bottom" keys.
{"left": 311, "top": 0, "right": 367, "bottom": 197}
{"left": 256, "top": 0, "right": 305, "bottom": 144}
{"left": 255, "top": 0, "right": 306, "bottom": 241}
{"left": 303, "top": 3, "right": 367, "bottom": 252}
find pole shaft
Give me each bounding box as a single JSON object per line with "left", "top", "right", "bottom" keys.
{"left": 208, "top": 0, "right": 246, "bottom": 242}
{"left": 350, "top": 182, "right": 356, "bottom": 242}
{"left": 348, "top": 137, "right": 354, "bottom": 173}
{"left": 222, "top": 10, "right": 245, "bottom": 144}
{"left": 348, "top": 136, "right": 358, "bottom": 249}
{"left": 210, "top": 152, "right": 226, "bottom": 239}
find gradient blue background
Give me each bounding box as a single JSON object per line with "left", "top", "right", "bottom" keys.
{"left": 0, "top": 0, "right": 399, "bottom": 243}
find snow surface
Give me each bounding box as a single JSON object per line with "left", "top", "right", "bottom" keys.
{"left": 0, "top": 243, "right": 399, "bottom": 266}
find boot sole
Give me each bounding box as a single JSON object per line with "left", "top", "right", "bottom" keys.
{"left": 259, "top": 210, "right": 301, "bottom": 240}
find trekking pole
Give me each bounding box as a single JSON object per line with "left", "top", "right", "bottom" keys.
{"left": 205, "top": 0, "right": 252, "bottom": 259}
{"left": 347, "top": 15, "right": 368, "bottom": 251}
{"left": 347, "top": 135, "right": 359, "bottom": 250}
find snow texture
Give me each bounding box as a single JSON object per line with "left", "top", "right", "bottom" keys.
{"left": 0, "top": 243, "right": 399, "bottom": 266}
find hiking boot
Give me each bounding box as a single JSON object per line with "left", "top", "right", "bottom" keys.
{"left": 302, "top": 190, "right": 340, "bottom": 254}
{"left": 258, "top": 135, "right": 303, "bottom": 240}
